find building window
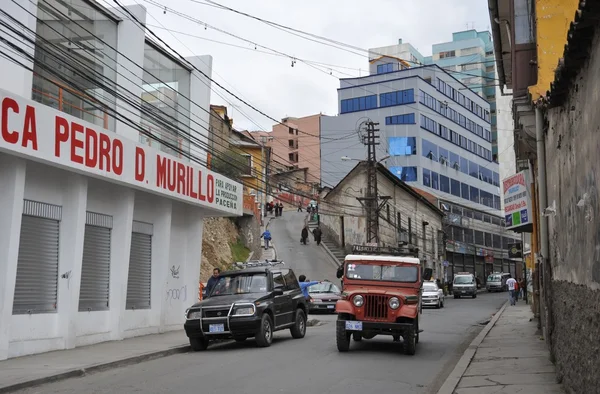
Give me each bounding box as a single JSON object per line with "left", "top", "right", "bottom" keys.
{"left": 389, "top": 137, "right": 417, "bottom": 156}
{"left": 493, "top": 234, "right": 502, "bottom": 249}
{"left": 485, "top": 232, "right": 493, "bottom": 247}
{"left": 390, "top": 166, "right": 418, "bottom": 182}
{"left": 422, "top": 139, "right": 438, "bottom": 160}
{"left": 32, "top": 0, "right": 119, "bottom": 131}
{"left": 431, "top": 171, "right": 439, "bottom": 190}
{"left": 461, "top": 183, "right": 470, "bottom": 200}
{"left": 474, "top": 230, "right": 484, "bottom": 245}
{"left": 385, "top": 113, "right": 415, "bottom": 125}
{"left": 423, "top": 168, "right": 431, "bottom": 187}
{"left": 380, "top": 89, "right": 415, "bottom": 108}
{"left": 126, "top": 221, "right": 153, "bottom": 310}
{"left": 439, "top": 50, "right": 456, "bottom": 58}
{"left": 450, "top": 178, "right": 461, "bottom": 197}
{"left": 377, "top": 63, "right": 394, "bottom": 74}
{"left": 470, "top": 186, "right": 480, "bottom": 204}
{"left": 440, "top": 175, "right": 450, "bottom": 193}
{"left": 464, "top": 228, "right": 474, "bottom": 243}
{"left": 341, "top": 95, "right": 377, "bottom": 113}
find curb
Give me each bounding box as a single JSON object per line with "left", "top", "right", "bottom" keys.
{"left": 320, "top": 242, "right": 341, "bottom": 268}
{"left": 0, "top": 345, "right": 189, "bottom": 394}
{"left": 436, "top": 301, "right": 508, "bottom": 394}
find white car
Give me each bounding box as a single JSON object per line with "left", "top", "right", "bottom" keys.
{"left": 422, "top": 281, "right": 445, "bottom": 308}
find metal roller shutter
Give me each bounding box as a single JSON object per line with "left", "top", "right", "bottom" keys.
{"left": 13, "top": 200, "right": 62, "bottom": 315}
{"left": 126, "top": 221, "right": 153, "bottom": 310}
{"left": 79, "top": 212, "right": 113, "bottom": 312}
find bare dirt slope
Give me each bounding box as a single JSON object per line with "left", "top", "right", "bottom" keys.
{"left": 200, "top": 217, "right": 240, "bottom": 282}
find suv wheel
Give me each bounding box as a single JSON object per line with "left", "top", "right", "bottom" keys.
{"left": 255, "top": 314, "right": 274, "bottom": 348}
{"left": 403, "top": 325, "right": 417, "bottom": 355}
{"left": 189, "top": 337, "right": 209, "bottom": 351}
{"left": 472, "top": 293, "right": 477, "bottom": 299}
{"left": 336, "top": 318, "right": 351, "bottom": 352}
{"left": 290, "top": 309, "right": 307, "bottom": 339}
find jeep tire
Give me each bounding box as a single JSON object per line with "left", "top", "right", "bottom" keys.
{"left": 336, "top": 323, "right": 351, "bottom": 352}
{"left": 190, "top": 337, "right": 209, "bottom": 351}
{"left": 290, "top": 309, "right": 307, "bottom": 339}
{"left": 255, "top": 314, "right": 274, "bottom": 348}
{"left": 403, "top": 325, "right": 417, "bottom": 355}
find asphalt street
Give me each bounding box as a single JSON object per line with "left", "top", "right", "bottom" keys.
{"left": 14, "top": 212, "right": 508, "bottom": 394}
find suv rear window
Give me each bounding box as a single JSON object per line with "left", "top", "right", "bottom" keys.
{"left": 346, "top": 263, "right": 418, "bottom": 282}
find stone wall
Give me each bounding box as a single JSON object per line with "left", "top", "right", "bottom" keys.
{"left": 544, "top": 25, "right": 600, "bottom": 394}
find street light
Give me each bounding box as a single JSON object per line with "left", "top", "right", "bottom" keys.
{"left": 341, "top": 154, "right": 390, "bottom": 163}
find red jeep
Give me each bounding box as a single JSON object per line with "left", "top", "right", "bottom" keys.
{"left": 335, "top": 245, "right": 432, "bottom": 355}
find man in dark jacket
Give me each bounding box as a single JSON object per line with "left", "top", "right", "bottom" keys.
{"left": 206, "top": 268, "right": 221, "bottom": 297}
{"left": 312, "top": 226, "right": 322, "bottom": 246}
{"left": 301, "top": 226, "right": 309, "bottom": 245}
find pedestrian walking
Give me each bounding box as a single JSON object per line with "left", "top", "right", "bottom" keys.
{"left": 301, "top": 226, "right": 309, "bottom": 245}
{"left": 297, "top": 202, "right": 302, "bottom": 212}
{"left": 278, "top": 202, "right": 284, "bottom": 217}
{"left": 261, "top": 228, "right": 272, "bottom": 250}
{"left": 519, "top": 277, "right": 526, "bottom": 301}
{"left": 514, "top": 279, "right": 520, "bottom": 301}
{"left": 506, "top": 276, "right": 517, "bottom": 305}
{"left": 205, "top": 268, "right": 221, "bottom": 297}
{"left": 312, "top": 225, "right": 322, "bottom": 246}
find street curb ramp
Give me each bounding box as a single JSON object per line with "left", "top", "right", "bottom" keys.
{"left": 0, "top": 345, "right": 190, "bottom": 394}
{"left": 435, "top": 301, "right": 509, "bottom": 394}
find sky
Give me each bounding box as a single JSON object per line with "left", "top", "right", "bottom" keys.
{"left": 114, "top": 0, "right": 493, "bottom": 131}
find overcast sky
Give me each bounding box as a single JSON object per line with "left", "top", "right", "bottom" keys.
{"left": 116, "top": 0, "right": 492, "bottom": 131}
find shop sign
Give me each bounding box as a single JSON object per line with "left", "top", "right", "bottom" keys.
{"left": 0, "top": 89, "right": 242, "bottom": 215}
{"left": 503, "top": 171, "right": 532, "bottom": 231}
{"left": 508, "top": 242, "right": 523, "bottom": 258}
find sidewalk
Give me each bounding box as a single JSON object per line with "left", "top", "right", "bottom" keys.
{"left": 438, "top": 302, "right": 564, "bottom": 394}
{"left": 0, "top": 330, "right": 188, "bottom": 393}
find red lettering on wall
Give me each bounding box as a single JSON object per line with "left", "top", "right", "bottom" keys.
{"left": 54, "top": 116, "right": 69, "bottom": 157}
{"left": 98, "top": 133, "right": 111, "bottom": 171}
{"left": 84, "top": 127, "right": 98, "bottom": 168}
{"left": 112, "top": 139, "right": 123, "bottom": 175}
{"left": 135, "top": 147, "right": 145, "bottom": 182}
{"left": 1, "top": 97, "right": 19, "bottom": 145}
{"left": 188, "top": 166, "right": 198, "bottom": 199}
{"left": 177, "top": 162, "right": 186, "bottom": 194}
{"left": 22, "top": 106, "right": 38, "bottom": 150}
{"left": 157, "top": 155, "right": 167, "bottom": 188}
{"left": 206, "top": 174, "right": 214, "bottom": 203}
{"left": 167, "top": 159, "right": 176, "bottom": 192}
{"left": 70, "top": 122, "right": 84, "bottom": 164}
{"left": 197, "top": 170, "right": 206, "bottom": 201}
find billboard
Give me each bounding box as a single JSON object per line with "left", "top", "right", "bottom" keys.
{"left": 503, "top": 171, "right": 532, "bottom": 231}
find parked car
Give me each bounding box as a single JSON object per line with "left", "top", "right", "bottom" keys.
{"left": 308, "top": 281, "right": 341, "bottom": 313}
{"left": 486, "top": 272, "right": 510, "bottom": 292}
{"left": 422, "top": 281, "right": 444, "bottom": 308}
{"left": 184, "top": 260, "right": 308, "bottom": 350}
{"left": 335, "top": 244, "right": 433, "bottom": 355}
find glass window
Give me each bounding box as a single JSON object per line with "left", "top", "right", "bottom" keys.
{"left": 142, "top": 41, "right": 192, "bottom": 159}
{"left": 423, "top": 168, "right": 431, "bottom": 187}
{"left": 422, "top": 139, "right": 437, "bottom": 160}
{"left": 431, "top": 171, "right": 439, "bottom": 190}
{"left": 33, "top": 0, "right": 119, "bottom": 131}
{"left": 452, "top": 226, "right": 463, "bottom": 242}
{"left": 403, "top": 89, "right": 414, "bottom": 103}
{"left": 473, "top": 211, "right": 483, "bottom": 221}
{"left": 484, "top": 232, "right": 493, "bottom": 247}
{"left": 389, "top": 137, "right": 416, "bottom": 156}
{"left": 440, "top": 175, "right": 450, "bottom": 193}
{"left": 481, "top": 167, "right": 493, "bottom": 184}
{"left": 494, "top": 195, "right": 501, "bottom": 210}
{"left": 464, "top": 229, "right": 474, "bottom": 243}
{"left": 438, "top": 147, "right": 449, "bottom": 164}
{"left": 493, "top": 172, "right": 500, "bottom": 187}
{"left": 470, "top": 186, "right": 480, "bottom": 204}
{"left": 461, "top": 183, "right": 469, "bottom": 200}
{"left": 474, "top": 231, "right": 484, "bottom": 245}
{"left": 346, "top": 264, "right": 418, "bottom": 283}
{"left": 450, "top": 152, "right": 460, "bottom": 169}
{"left": 469, "top": 161, "right": 478, "bottom": 178}
{"left": 493, "top": 234, "right": 502, "bottom": 249}
{"left": 282, "top": 269, "right": 300, "bottom": 290}
{"left": 273, "top": 272, "right": 285, "bottom": 289}
{"left": 390, "top": 167, "right": 418, "bottom": 182}
{"left": 460, "top": 157, "right": 469, "bottom": 175}
{"left": 451, "top": 178, "right": 461, "bottom": 197}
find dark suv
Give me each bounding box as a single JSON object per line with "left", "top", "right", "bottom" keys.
{"left": 184, "top": 261, "right": 308, "bottom": 350}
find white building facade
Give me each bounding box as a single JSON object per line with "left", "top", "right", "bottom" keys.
{"left": 0, "top": 0, "right": 241, "bottom": 360}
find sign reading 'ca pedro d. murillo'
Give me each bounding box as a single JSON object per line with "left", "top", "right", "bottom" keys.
{"left": 0, "top": 89, "right": 242, "bottom": 216}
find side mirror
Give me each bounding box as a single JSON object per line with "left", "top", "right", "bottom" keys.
{"left": 273, "top": 288, "right": 284, "bottom": 296}
{"left": 422, "top": 268, "right": 433, "bottom": 282}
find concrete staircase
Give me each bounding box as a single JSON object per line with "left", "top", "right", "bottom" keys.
{"left": 321, "top": 238, "right": 345, "bottom": 267}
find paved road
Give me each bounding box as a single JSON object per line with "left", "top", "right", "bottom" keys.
{"left": 14, "top": 213, "right": 508, "bottom": 394}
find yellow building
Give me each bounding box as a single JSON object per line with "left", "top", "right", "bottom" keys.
{"left": 229, "top": 129, "right": 268, "bottom": 205}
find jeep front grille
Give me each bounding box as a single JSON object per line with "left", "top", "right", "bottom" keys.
{"left": 203, "top": 307, "right": 230, "bottom": 318}
{"left": 364, "top": 295, "right": 388, "bottom": 320}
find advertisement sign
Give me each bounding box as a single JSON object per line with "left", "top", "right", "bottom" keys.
{"left": 0, "top": 89, "right": 242, "bottom": 216}
{"left": 508, "top": 242, "right": 523, "bottom": 258}
{"left": 502, "top": 171, "right": 532, "bottom": 231}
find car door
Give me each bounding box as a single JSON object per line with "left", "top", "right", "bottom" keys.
{"left": 272, "top": 271, "right": 292, "bottom": 327}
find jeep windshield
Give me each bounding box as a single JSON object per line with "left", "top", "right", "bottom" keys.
{"left": 454, "top": 276, "right": 474, "bottom": 284}
{"left": 209, "top": 273, "right": 268, "bottom": 296}
{"left": 345, "top": 263, "right": 418, "bottom": 282}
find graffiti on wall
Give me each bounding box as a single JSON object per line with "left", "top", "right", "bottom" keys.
{"left": 166, "top": 285, "right": 187, "bottom": 306}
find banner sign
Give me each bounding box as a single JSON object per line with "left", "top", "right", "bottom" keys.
{"left": 0, "top": 89, "right": 242, "bottom": 215}
{"left": 503, "top": 171, "right": 532, "bottom": 231}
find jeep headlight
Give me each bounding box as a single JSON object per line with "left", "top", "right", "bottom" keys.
{"left": 233, "top": 306, "right": 255, "bottom": 316}
{"left": 353, "top": 295, "right": 364, "bottom": 307}
{"left": 389, "top": 297, "right": 400, "bottom": 310}
{"left": 187, "top": 309, "right": 202, "bottom": 320}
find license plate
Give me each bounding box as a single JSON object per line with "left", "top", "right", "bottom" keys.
{"left": 345, "top": 321, "right": 362, "bottom": 330}
{"left": 209, "top": 324, "right": 224, "bottom": 333}
{"left": 327, "top": 305, "right": 335, "bottom": 309}
{"left": 461, "top": 291, "right": 466, "bottom": 294}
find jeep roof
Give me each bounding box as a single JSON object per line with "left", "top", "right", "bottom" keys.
{"left": 345, "top": 255, "right": 420, "bottom": 264}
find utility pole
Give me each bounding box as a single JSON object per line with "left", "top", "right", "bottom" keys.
{"left": 357, "top": 121, "right": 388, "bottom": 245}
